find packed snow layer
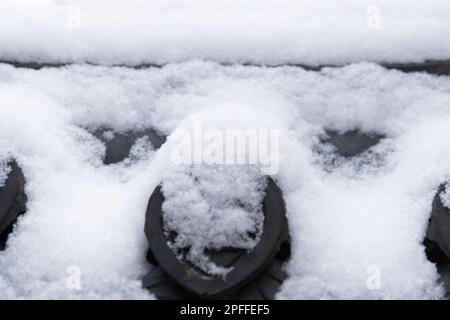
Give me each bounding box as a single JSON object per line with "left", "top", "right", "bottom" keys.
{"left": 1, "top": 61, "right": 450, "bottom": 299}
{"left": 0, "top": 0, "right": 450, "bottom": 66}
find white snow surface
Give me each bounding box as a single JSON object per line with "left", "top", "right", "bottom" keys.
{"left": 0, "top": 61, "right": 450, "bottom": 299}
{"left": 161, "top": 163, "right": 266, "bottom": 276}
{"left": 0, "top": 0, "right": 449, "bottom": 66}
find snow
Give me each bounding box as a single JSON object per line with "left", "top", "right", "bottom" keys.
{"left": 1, "top": 61, "right": 450, "bottom": 299}
{"left": 313, "top": 132, "right": 393, "bottom": 177}
{"left": 161, "top": 163, "right": 266, "bottom": 276}
{"left": 441, "top": 186, "right": 450, "bottom": 209}
{"left": 0, "top": 0, "right": 449, "bottom": 66}
{"left": 0, "top": 159, "right": 12, "bottom": 187}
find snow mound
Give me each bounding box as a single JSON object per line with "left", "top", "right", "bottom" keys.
{"left": 0, "top": 0, "right": 449, "bottom": 66}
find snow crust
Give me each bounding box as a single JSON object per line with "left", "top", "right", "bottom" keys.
{"left": 0, "top": 0, "right": 449, "bottom": 66}
{"left": 1, "top": 61, "right": 450, "bottom": 299}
